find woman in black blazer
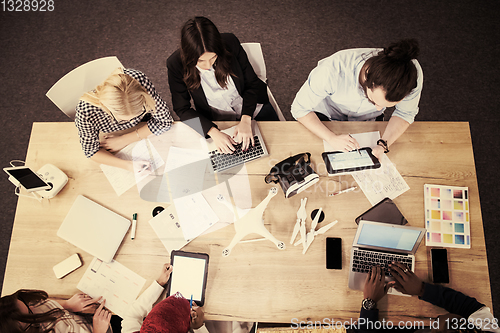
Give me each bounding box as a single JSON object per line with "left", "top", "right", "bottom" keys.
{"left": 167, "top": 16, "right": 278, "bottom": 154}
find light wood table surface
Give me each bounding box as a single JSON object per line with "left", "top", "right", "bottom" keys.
{"left": 1, "top": 121, "right": 492, "bottom": 326}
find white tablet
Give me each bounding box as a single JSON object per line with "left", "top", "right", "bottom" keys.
{"left": 3, "top": 166, "right": 51, "bottom": 192}
{"left": 167, "top": 251, "right": 209, "bottom": 306}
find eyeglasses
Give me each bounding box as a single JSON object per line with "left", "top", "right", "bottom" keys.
{"left": 109, "top": 106, "right": 149, "bottom": 125}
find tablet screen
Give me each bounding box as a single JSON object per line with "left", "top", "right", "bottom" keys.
{"left": 4, "top": 167, "right": 49, "bottom": 191}
{"left": 327, "top": 150, "right": 375, "bottom": 170}
{"left": 169, "top": 255, "right": 207, "bottom": 302}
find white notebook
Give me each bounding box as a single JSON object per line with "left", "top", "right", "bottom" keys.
{"left": 57, "top": 195, "right": 130, "bottom": 262}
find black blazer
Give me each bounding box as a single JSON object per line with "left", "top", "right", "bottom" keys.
{"left": 167, "top": 33, "right": 269, "bottom": 137}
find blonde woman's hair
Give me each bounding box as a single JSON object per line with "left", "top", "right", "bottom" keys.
{"left": 81, "top": 68, "right": 156, "bottom": 119}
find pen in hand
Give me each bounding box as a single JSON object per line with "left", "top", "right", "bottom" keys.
{"left": 348, "top": 134, "right": 361, "bottom": 155}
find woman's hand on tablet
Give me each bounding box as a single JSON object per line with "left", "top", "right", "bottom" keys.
{"left": 208, "top": 127, "right": 237, "bottom": 154}
{"left": 157, "top": 263, "right": 173, "bottom": 287}
{"left": 233, "top": 115, "right": 254, "bottom": 151}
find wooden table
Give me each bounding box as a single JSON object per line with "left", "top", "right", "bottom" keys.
{"left": 1, "top": 121, "right": 492, "bottom": 326}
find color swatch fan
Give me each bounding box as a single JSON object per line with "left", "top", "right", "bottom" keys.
{"left": 424, "top": 184, "right": 470, "bottom": 249}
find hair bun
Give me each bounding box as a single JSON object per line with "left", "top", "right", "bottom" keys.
{"left": 384, "top": 39, "right": 419, "bottom": 62}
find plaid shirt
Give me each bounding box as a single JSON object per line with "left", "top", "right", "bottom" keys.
{"left": 31, "top": 299, "right": 95, "bottom": 333}
{"left": 75, "top": 68, "right": 172, "bottom": 158}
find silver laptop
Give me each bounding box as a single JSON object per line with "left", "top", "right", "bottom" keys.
{"left": 206, "top": 120, "right": 269, "bottom": 172}
{"left": 57, "top": 195, "right": 131, "bottom": 262}
{"left": 348, "top": 220, "right": 426, "bottom": 291}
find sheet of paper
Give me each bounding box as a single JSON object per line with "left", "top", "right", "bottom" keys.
{"left": 77, "top": 257, "right": 146, "bottom": 318}
{"left": 101, "top": 139, "right": 164, "bottom": 196}
{"left": 323, "top": 131, "right": 381, "bottom": 152}
{"left": 165, "top": 146, "right": 207, "bottom": 171}
{"left": 197, "top": 182, "right": 235, "bottom": 237}
{"left": 351, "top": 154, "right": 410, "bottom": 205}
{"left": 148, "top": 205, "right": 191, "bottom": 253}
{"left": 174, "top": 192, "right": 219, "bottom": 241}
{"left": 165, "top": 147, "right": 215, "bottom": 200}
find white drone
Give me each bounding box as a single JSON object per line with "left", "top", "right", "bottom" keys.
{"left": 217, "top": 187, "right": 286, "bottom": 257}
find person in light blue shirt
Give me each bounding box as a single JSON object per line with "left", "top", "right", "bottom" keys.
{"left": 291, "top": 39, "right": 423, "bottom": 159}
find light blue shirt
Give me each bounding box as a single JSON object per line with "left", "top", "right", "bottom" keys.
{"left": 291, "top": 48, "right": 423, "bottom": 123}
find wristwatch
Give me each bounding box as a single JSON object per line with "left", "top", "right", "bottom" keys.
{"left": 362, "top": 298, "right": 377, "bottom": 310}
{"left": 376, "top": 139, "right": 390, "bottom": 153}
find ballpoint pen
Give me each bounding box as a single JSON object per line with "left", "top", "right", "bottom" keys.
{"left": 190, "top": 294, "right": 193, "bottom": 308}
{"left": 329, "top": 186, "right": 357, "bottom": 197}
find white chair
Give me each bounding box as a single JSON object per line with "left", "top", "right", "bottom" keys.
{"left": 241, "top": 43, "right": 286, "bottom": 121}
{"left": 46, "top": 56, "right": 124, "bottom": 119}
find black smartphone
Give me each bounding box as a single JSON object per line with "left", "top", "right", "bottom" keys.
{"left": 431, "top": 248, "right": 449, "bottom": 283}
{"left": 326, "top": 237, "right": 342, "bottom": 269}
{"left": 322, "top": 147, "right": 381, "bottom": 175}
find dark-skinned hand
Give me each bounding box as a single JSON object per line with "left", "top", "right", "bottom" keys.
{"left": 363, "top": 265, "right": 390, "bottom": 303}
{"left": 388, "top": 262, "right": 425, "bottom": 296}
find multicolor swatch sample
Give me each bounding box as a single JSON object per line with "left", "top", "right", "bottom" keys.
{"left": 424, "top": 184, "right": 470, "bottom": 249}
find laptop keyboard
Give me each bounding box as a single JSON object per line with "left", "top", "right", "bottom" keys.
{"left": 352, "top": 249, "right": 413, "bottom": 276}
{"left": 209, "top": 136, "right": 265, "bottom": 172}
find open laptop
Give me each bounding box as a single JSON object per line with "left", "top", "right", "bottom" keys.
{"left": 348, "top": 220, "right": 426, "bottom": 291}
{"left": 57, "top": 195, "right": 131, "bottom": 262}
{"left": 206, "top": 120, "right": 269, "bottom": 172}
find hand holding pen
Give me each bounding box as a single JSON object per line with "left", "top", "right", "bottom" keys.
{"left": 327, "top": 134, "right": 361, "bottom": 152}
{"left": 348, "top": 134, "right": 361, "bottom": 155}
{"left": 132, "top": 160, "right": 152, "bottom": 175}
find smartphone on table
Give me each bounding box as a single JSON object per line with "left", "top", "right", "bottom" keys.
{"left": 431, "top": 248, "right": 449, "bottom": 283}
{"left": 326, "top": 237, "right": 342, "bottom": 269}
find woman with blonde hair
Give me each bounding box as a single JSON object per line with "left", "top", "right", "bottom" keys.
{"left": 75, "top": 68, "right": 172, "bottom": 172}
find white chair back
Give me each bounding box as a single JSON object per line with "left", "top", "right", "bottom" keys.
{"left": 241, "top": 43, "right": 285, "bottom": 121}
{"left": 46, "top": 56, "right": 124, "bottom": 118}
{"left": 241, "top": 43, "right": 267, "bottom": 82}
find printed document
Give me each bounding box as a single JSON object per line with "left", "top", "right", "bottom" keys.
{"left": 352, "top": 154, "right": 409, "bottom": 205}
{"left": 148, "top": 205, "right": 191, "bottom": 253}
{"left": 77, "top": 257, "right": 146, "bottom": 318}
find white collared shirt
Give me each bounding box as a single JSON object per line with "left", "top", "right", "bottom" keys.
{"left": 291, "top": 48, "right": 423, "bottom": 123}
{"left": 197, "top": 66, "right": 262, "bottom": 120}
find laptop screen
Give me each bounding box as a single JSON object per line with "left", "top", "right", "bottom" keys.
{"left": 357, "top": 223, "right": 422, "bottom": 251}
